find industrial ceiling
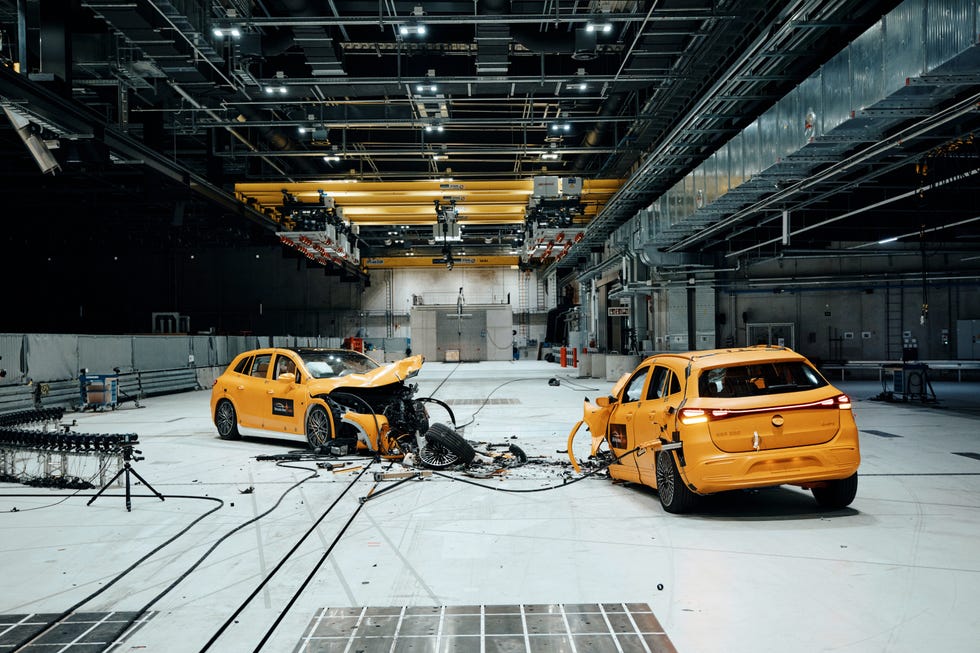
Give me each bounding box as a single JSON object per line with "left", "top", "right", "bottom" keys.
{"left": 2, "top": 0, "right": 977, "bottom": 283}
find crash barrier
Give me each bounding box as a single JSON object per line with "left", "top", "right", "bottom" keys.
{"left": 0, "top": 408, "right": 131, "bottom": 490}
{"left": 0, "top": 368, "right": 201, "bottom": 414}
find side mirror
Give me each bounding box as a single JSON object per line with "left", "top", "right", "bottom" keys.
{"left": 595, "top": 395, "right": 617, "bottom": 407}
{"left": 276, "top": 372, "right": 296, "bottom": 384}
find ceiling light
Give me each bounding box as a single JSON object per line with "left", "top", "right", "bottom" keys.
{"left": 323, "top": 155, "right": 340, "bottom": 162}
{"left": 212, "top": 27, "right": 241, "bottom": 38}
{"left": 416, "top": 84, "right": 438, "bottom": 92}
{"left": 541, "top": 152, "right": 559, "bottom": 160}
{"left": 877, "top": 236, "right": 899, "bottom": 244}
{"left": 399, "top": 24, "right": 427, "bottom": 36}
{"left": 264, "top": 86, "right": 287, "bottom": 94}
{"left": 585, "top": 22, "right": 613, "bottom": 33}
{"left": 550, "top": 123, "right": 571, "bottom": 132}
{"left": 424, "top": 124, "right": 445, "bottom": 133}
{"left": 432, "top": 154, "right": 447, "bottom": 161}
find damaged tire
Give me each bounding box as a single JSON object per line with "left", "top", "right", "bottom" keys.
{"left": 419, "top": 423, "right": 475, "bottom": 469}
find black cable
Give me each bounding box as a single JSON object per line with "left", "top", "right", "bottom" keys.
{"left": 456, "top": 377, "right": 556, "bottom": 429}
{"left": 110, "top": 461, "right": 322, "bottom": 645}
{"left": 251, "top": 473, "right": 381, "bottom": 653}
{"left": 7, "top": 493, "right": 225, "bottom": 653}
{"left": 1, "top": 455, "right": 114, "bottom": 513}
{"left": 431, "top": 446, "right": 645, "bottom": 494}
{"left": 199, "top": 462, "right": 374, "bottom": 652}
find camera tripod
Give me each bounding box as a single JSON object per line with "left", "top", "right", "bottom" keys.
{"left": 87, "top": 444, "right": 164, "bottom": 512}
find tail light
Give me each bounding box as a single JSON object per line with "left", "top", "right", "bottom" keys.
{"left": 679, "top": 408, "right": 708, "bottom": 425}
{"left": 837, "top": 394, "right": 852, "bottom": 409}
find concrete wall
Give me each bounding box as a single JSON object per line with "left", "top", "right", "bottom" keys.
{"left": 410, "top": 304, "right": 513, "bottom": 362}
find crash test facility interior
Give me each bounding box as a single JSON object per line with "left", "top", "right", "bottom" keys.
{"left": 2, "top": 0, "right": 980, "bottom": 652}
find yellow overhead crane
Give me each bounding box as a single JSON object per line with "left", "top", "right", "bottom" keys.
{"left": 234, "top": 178, "right": 622, "bottom": 269}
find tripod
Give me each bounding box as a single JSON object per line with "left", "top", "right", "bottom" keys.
{"left": 87, "top": 444, "right": 164, "bottom": 512}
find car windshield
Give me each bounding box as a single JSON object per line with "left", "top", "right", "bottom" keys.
{"left": 698, "top": 361, "right": 828, "bottom": 398}
{"left": 297, "top": 350, "right": 380, "bottom": 378}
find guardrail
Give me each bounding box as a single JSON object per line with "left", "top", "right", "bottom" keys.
{"left": 819, "top": 360, "right": 980, "bottom": 382}
{"left": 0, "top": 367, "right": 204, "bottom": 414}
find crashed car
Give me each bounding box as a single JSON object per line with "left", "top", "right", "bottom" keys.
{"left": 567, "top": 346, "right": 860, "bottom": 513}
{"left": 210, "top": 347, "right": 474, "bottom": 468}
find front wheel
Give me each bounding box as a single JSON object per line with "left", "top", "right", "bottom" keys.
{"left": 419, "top": 423, "right": 476, "bottom": 469}
{"left": 655, "top": 449, "right": 698, "bottom": 514}
{"left": 215, "top": 400, "right": 240, "bottom": 440}
{"left": 812, "top": 473, "right": 858, "bottom": 510}
{"left": 306, "top": 405, "right": 333, "bottom": 449}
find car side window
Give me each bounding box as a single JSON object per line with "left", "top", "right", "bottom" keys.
{"left": 251, "top": 354, "right": 272, "bottom": 378}
{"left": 666, "top": 371, "right": 681, "bottom": 396}
{"left": 622, "top": 367, "right": 650, "bottom": 403}
{"left": 233, "top": 355, "right": 253, "bottom": 375}
{"left": 646, "top": 366, "right": 669, "bottom": 400}
{"left": 275, "top": 355, "right": 298, "bottom": 381}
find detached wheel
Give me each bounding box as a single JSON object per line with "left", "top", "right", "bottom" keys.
{"left": 655, "top": 449, "right": 698, "bottom": 514}
{"left": 215, "top": 400, "right": 240, "bottom": 440}
{"left": 306, "top": 405, "right": 333, "bottom": 449}
{"left": 812, "top": 472, "right": 858, "bottom": 510}
{"left": 419, "top": 423, "right": 476, "bottom": 469}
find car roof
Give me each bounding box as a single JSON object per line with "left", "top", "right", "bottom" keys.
{"left": 645, "top": 346, "right": 808, "bottom": 369}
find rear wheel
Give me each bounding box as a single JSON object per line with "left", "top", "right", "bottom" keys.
{"left": 655, "top": 449, "right": 698, "bottom": 514}
{"left": 306, "top": 405, "right": 333, "bottom": 449}
{"left": 419, "top": 423, "right": 476, "bottom": 469}
{"left": 812, "top": 473, "right": 858, "bottom": 509}
{"left": 214, "top": 400, "right": 240, "bottom": 440}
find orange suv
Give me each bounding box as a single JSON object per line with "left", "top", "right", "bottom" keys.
{"left": 568, "top": 346, "right": 860, "bottom": 513}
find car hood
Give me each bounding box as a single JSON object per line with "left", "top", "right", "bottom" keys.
{"left": 310, "top": 354, "right": 425, "bottom": 391}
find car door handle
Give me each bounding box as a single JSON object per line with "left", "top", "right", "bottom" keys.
{"left": 267, "top": 389, "right": 275, "bottom": 394}
{"left": 237, "top": 385, "right": 245, "bottom": 391}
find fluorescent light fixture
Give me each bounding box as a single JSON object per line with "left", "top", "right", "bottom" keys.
{"left": 586, "top": 22, "right": 613, "bottom": 33}
{"left": 264, "top": 86, "right": 287, "bottom": 94}
{"left": 212, "top": 27, "right": 241, "bottom": 38}
{"left": 541, "top": 152, "right": 559, "bottom": 160}
{"left": 432, "top": 154, "right": 447, "bottom": 161}
{"left": 424, "top": 124, "right": 445, "bottom": 133}
{"left": 550, "top": 123, "right": 571, "bottom": 132}
{"left": 877, "top": 236, "right": 899, "bottom": 244}
{"left": 399, "top": 24, "right": 427, "bottom": 35}
{"left": 323, "top": 155, "right": 340, "bottom": 162}
{"left": 416, "top": 84, "right": 438, "bottom": 92}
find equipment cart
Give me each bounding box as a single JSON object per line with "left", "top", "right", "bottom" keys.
{"left": 79, "top": 373, "right": 119, "bottom": 411}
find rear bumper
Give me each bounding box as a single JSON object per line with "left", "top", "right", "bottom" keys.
{"left": 681, "top": 443, "right": 860, "bottom": 494}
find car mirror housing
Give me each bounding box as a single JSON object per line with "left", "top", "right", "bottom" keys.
{"left": 595, "top": 395, "right": 617, "bottom": 407}
{"left": 276, "top": 372, "right": 296, "bottom": 383}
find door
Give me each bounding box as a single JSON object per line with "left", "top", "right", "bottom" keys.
{"left": 235, "top": 352, "right": 273, "bottom": 428}
{"left": 635, "top": 365, "right": 683, "bottom": 486}
{"left": 606, "top": 365, "right": 650, "bottom": 483}
{"left": 264, "top": 353, "right": 307, "bottom": 435}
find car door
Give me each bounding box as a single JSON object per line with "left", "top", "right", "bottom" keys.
{"left": 635, "top": 365, "right": 684, "bottom": 486}
{"left": 606, "top": 365, "right": 651, "bottom": 484}
{"left": 264, "top": 353, "right": 308, "bottom": 435}
{"left": 235, "top": 352, "right": 273, "bottom": 428}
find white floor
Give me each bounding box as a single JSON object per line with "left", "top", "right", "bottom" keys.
{"left": 2, "top": 360, "right": 979, "bottom": 653}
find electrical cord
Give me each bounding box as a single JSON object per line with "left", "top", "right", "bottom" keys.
{"left": 250, "top": 467, "right": 383, "bottom": 653}
{"left": 431, "top": 445, "right": 646, "bottom": 494}
{"left": 455, "top": 376, "right": 560, "bottom": 430}
{"left": 108, "top": 460, "right": 323, "bottom": 646}
{"left": 199, "top": 461, "right": 375, "bottom": 652}
{"left": 6, "top": 493, "right": 225, "bottom": 653}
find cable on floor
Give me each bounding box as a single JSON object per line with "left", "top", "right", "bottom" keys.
{"left": 455, "top": 376, "right": 562, "bottom": 430}
{"left": 198, "top": 461, "right": 376, "bottom": 653}
{"left": 6, "top": 493, "right": 225, "bottom": 653}
{"left": 430, "top": 446, "right": 645, "bottom": 494}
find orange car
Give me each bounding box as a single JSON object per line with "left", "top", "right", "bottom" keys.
{"left": 567, "top": 346, "right": 860, "bottom": 513}
{"left": 210, "top": 347, "right": 473, "bottom": 467}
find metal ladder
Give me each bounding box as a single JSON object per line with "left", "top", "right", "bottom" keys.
{"left": 885, "top": 282, "right": 904, "bottom": 360}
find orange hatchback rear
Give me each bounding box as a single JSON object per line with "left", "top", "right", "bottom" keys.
{"left": 571, "top": 346, "right": 860, "bottom": 513}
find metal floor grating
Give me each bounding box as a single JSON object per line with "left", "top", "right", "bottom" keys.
{"left": 295, "top": 603, "right": 677, "bottom": 652}
{"left": 0, "top": 612, "right": 153, "bottom": 652}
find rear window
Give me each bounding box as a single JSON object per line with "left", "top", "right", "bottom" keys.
{"left": 698, "top": 361, "right": 827, "bottom": 398}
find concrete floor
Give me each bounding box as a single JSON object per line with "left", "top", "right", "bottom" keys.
{"left": 1, "top": 360, "right": 978, "bottom": 653}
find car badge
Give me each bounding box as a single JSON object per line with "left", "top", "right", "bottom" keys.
{"left": 771, "top": 414, "right": 785, "bottom": 427}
